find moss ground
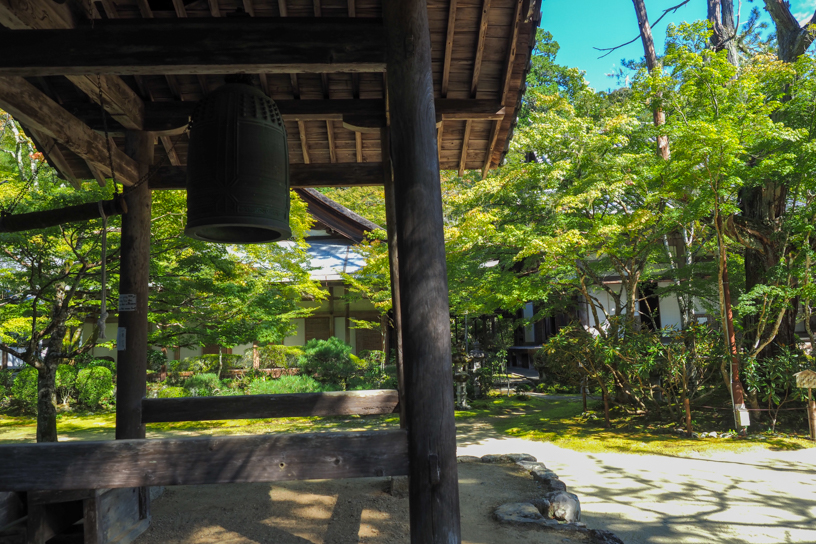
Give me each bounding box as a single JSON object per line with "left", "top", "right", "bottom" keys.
{"left": 1, "top": 394, "right": 813, "bottom": 455}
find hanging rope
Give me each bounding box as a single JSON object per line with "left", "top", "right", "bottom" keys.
{"left": 97, "top": 201, "right": 109, "bottom": 340}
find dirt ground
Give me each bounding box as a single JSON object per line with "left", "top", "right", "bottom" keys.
{"left": 134, "top": 463, "right": 581, "bottom": 544}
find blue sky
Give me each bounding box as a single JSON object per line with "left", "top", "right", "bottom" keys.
{"left": 540, "top": 0, "right": 816, "bottom": 91}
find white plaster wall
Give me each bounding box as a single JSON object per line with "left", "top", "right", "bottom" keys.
{"left": 284, "top": 318, "right": 306, "bottom": 346}
{"left": 334, "top": 317, "right": 346, "bottom": 344}
{"left": 179, "top": 346, "right": 201, "bottom": 360}
{"left": 657, "top": 282, "right": 682, "bottom": 330}
{"left": 349, "top": 326, "right": 357, "bottom": 354}
{"left": 232, "top": 343, "right": 253, "bottom": 357}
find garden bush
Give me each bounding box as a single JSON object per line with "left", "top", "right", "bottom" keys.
{"left": 298, "top": 337, "right": 357, "bottom": 388}
{"left": 246, "top": 374, "right": 332, "bottom": 395}
{"left": 178, "top": 353, "right": 242, "bottom": 375}
{"left": 256, "top": 345, "right": 303, "bottom": 369}
{"left": 55, "top": 364, "right": 77, "bottom": 405}
{"left": 146, "top": 349, "right": 167, "bottom": 372}
{"left": 157, "top": 386, "right": 187, "bottom": 398}
{"left": 11, "top": 366, "right": 38, "bottom": 411}
{"left": 76, "top": 366, "right": 114, "bottom": 409}
{"left": 182, "top": 373, "right": 222, "bottom": 396}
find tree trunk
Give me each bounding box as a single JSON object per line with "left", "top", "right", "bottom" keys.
{"left": 707, "top": 0, "right": 739, "bottom": 65}
{"left": 36, "top": 363, "right": 58, "bottom": 443}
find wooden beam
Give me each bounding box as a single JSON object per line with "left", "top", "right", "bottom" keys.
{"left": 73, "top": 99, "right": 499, "bottom": 134}
{"left": 355, "top": 131, "right": 363, "bottom": 162}
{"left": 471, "top": 0, "right": 491, "bottom": 97}
{"left": 436, "top": 120, "right": 443, "bottom": 163}
{"left": 297, "top": 120, "right": 310, "bottom": 164}
{"left": 242, "top": 0, "right": 255, "bottom": 16}
{"left": 500, "top": 0, "right": 524, "bottom": 107}
{"left": 0, "top": 198, "right": 127, "bottom": 233}
{"left": 383, "top": 0, "right": 461, "bottom": 540}
{"left": 482, "top": 119, "right": 502, "bottom": 177}
{"left": 0, "top": 76, "right": 138, "bottom": 184}
{"left": 0, "top": 0, "right": 145, "bottom": 131}
{"left": 208, "top": 0, "right": 221, "bottom": 17}
{"left": 86, "top": 161, "right": 108, "bottom": 188}
{"left": 142, "top": 390, "right": 399, "bottom": 423}
{"left": 0, "top": 430, "right": 409, "bottom": 491}
{"left": 0, "top": 19, "right": 387, "bottom": 76}
{"left": 458, "top": 120, "right": 472, "bottom": 176}
{"left": 148, "top": 163, "right": 385, "bottom": 190}
{"left": 159, "top": 136, "right": 181, "bottom": 166}
{"left": 441, "top": 0, "right": 458, "bottom": 97}
{"left": 326, "top": 120, "right": 337, "bottom": 163}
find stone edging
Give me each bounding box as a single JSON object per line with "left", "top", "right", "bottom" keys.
{"left": 457, "top": 453, "right": 625, "bottom": 544}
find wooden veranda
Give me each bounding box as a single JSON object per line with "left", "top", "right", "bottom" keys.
{"left": 0, "top": 0, "right": 540, "bottom": 542}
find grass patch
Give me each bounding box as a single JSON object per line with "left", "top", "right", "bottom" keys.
{"left": 1, "top": 395, "right": 812, "bottom": 456}
{"left": 460, "top": 394, "right": 815, "bottom": 455}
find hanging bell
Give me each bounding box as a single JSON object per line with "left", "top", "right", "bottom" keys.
{"left": 185, "top": 82, "right": 291, "bottom": 243}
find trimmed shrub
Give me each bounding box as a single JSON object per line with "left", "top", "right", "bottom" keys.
{"left": 256, "top": 345, "right": 303, "bottom": 369}
{"left": 11, "top": 366, "right": 38, "bottom": 411}
{"left": 76, "top": 366, "right": 114, "bottom": 409}
{"left": 146, "top": 349, "right": 167, "bottom": 372}
{"left": 157, "top": 386, "right": 187, "bottom": 398}
{"left": 246, "top": 374, "right": 332, "bottom": 395}
{"left": 55, "top": 364, "right": 78, "bottom": 405}
{"left": 298, "top": 337, "right": 357, "bottom": 388}
{"left": 178, "top": 353, "right": 242, "bottom": 375}
{"left": 182, "top": 373, "right": 222, "bottom": 396}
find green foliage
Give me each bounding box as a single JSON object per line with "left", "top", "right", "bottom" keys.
{"left": 177, "top": 354, "right": 241, "bottom": 375}
{"left": 157, "top": 386, "right": 188, "bottom": 399}
{"left": 11, "top": 366, "right": 38, "bottom": 411}
{"left": 146, "top": 350, "right": 167, "bottom": 372}
{"left": 255, "top": 345, "right": 303, "bottom": 369}
{"left": 182, "top": 373, "right": 222, "bottom": 397}
{"left": 246, "top": 374, "right": 332, "bottom": 395}
{"left": 743, "top": 348, "right": 815, "bottom": 431}
{"left": 298, "top": 337, "right": 358, "bottom": 389}
{"left": 55, "top": 364, "right": 77, "bottom": 405}
{"left": 76, "top": 366, "right": 113, "bottom": 409}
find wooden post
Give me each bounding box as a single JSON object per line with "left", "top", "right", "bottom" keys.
{"left": 382, "top": 2, "right": 462, "bottom": 542}
{"left": 116, "top": 131, "right": 152, "bottom": 440}
{"left": 809, "top": 389, "right": 816, "bottom": 441}
{"left": 381, "top": 126, "right": 406, "bottom": 429}
{"left": 115, "top": 131, "right": 153, "bottom": 530}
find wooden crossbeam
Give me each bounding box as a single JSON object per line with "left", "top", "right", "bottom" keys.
{"left": 0, "top": 19, "right": 387, "bottom": 76}
{"left": 471, "top": 0, "right": 491, "bottom": 97}
{"left": 0, "top": 430, "right": 409, "bottom": 491}
{"left": 458, "top": 120, "right": 472, "bottom": 176}
{"left": 0, "top": 0, "right": 145, "bottom": 131}
{"left": 148, "top": 163, "right": 385, "bottom": 190}
{"left": 297, "top": 120, "right": 310, "bottom": 164}
{"left": 0, "top": 76, "right": 138, "bottom": 185}
{"left": 73, "top": 99, "right": 502, "bottom": 134}
{"left": 142, "top": 390, "right": 399, "bottom": 423}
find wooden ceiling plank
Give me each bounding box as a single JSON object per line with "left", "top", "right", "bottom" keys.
{"left": 0, "top": 76, "right": 138, "bottom": 185}
{"left": 470, "top": 0, "right": 491, "bottom": 97}
{"left": 326, "top": 121, "right": 337, "bottom": 163}
{"left": 458, "top": 119, "right": 471, "bottom": 177}
{"left": 441, "top": 0, "right": 458, "bottom": 97}
{"left": 0, "top": 19, "right": 388, "bottom": 76}
{"left": 297, "top": 120, "right": 310, "bottom": 164}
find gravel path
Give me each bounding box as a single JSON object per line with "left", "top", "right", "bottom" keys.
{"left": 456, "top": 421, "right": 816, "bottom": 544}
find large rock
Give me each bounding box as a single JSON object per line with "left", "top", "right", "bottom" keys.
{"left": 589, "top": 529, "right": 626, "bottom": 543}
{"left": 494, "top": 502, "right": 545, "bottom": 524}
{"left": 545, "top": 491, "right": 581, "bottom": 522}
{"left": 530, "top": 467, "right": 560, "bottom": 481}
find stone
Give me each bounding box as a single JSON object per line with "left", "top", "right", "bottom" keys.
{"left": 588, "top": 529, "right": 625, "bottom": 544}
{"left": 515, "top": 460, "right": 546, "bottom": 472}
{"left": 480, "top": 453, "right": 536, "bottom": 464}
{"left": 387, "top": 475, "right": 409, "bottom": 498}
{"left": 531, "top": 467, "right": 560, "bottom": 481}
{"left": 456, "top": 455, "right": 481, "bottom": 464}
{"left": 545, "top": 491, "right": 581, "bottom": 522}
{"left": 530, "top": 497, "right": 551, "bottom": 516}
{"left": 537, "top": 477, "right": 568, "bottom": 493}
{"left": 494, "top": 502, "right": 545, "bottom": 524}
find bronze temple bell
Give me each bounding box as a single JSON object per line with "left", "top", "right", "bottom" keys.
{"left": 185, "top": 81, "right": 291, "bottom": 244}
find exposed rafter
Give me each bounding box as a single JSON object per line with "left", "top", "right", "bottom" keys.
{"left": 0, "top": 76, "right": 138, "bottom": 184}
{"left": 297, "top": 120, "right": 310, "bottom": 164}
{"left": 458, "top": 120, "right": 472, "bottom": 177}
{"left": 441, "top": 0, "right": 458, "bottom": 97}
{"left": 471, "top": 0, "right": 491, "bottom": 97}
